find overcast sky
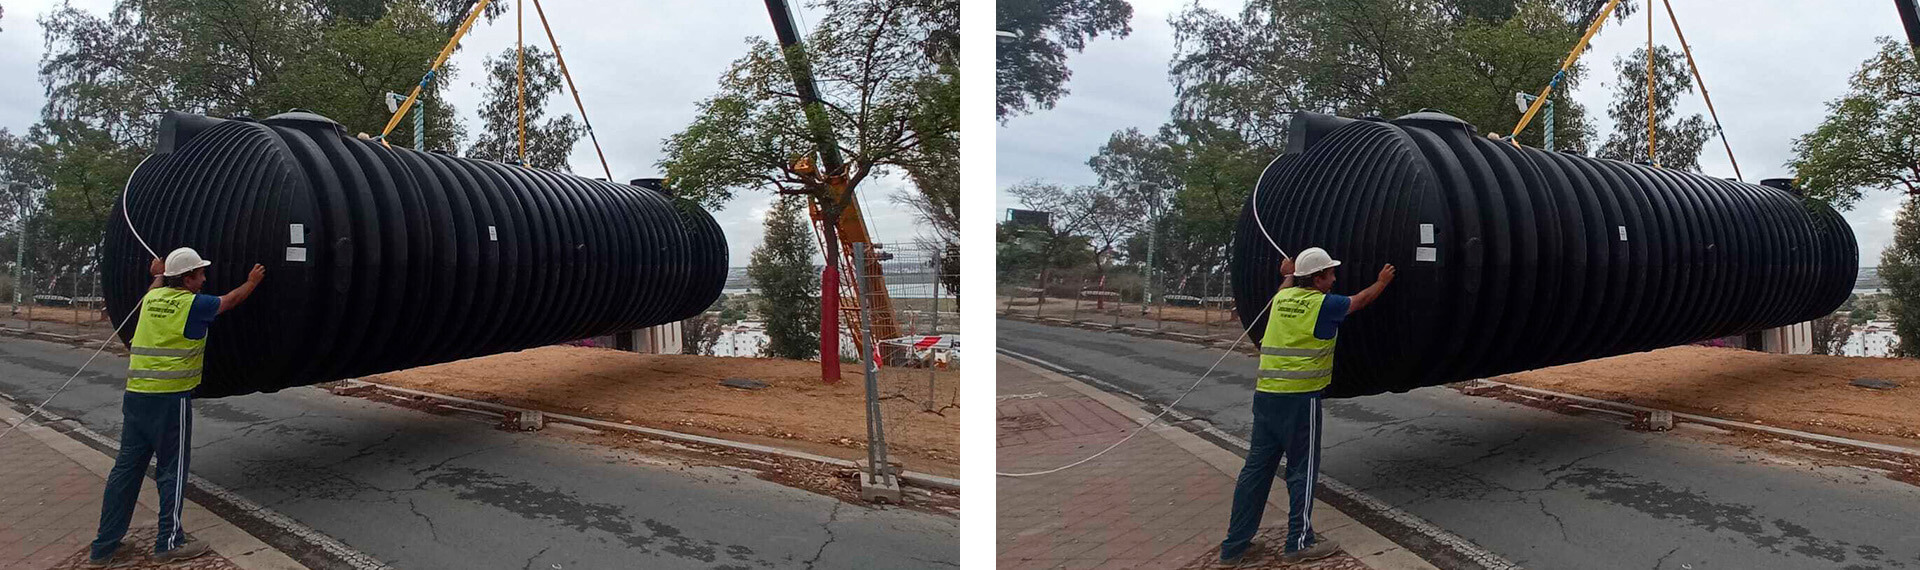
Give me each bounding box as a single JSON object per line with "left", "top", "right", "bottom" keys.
{"left": 997, "top": 0, "right": 1909, "bottom": 268}
{"left": 0, "top": 0, "right": 927, "bottom": 266}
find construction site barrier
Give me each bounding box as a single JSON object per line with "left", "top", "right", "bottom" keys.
{"left": 104, "top": 112, "right": 728, "bottom": 397}
{"left": 1233, "top": 111, "right": 1855, "bottom": 398}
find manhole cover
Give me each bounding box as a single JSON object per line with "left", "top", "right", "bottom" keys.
{"left": 998, "top": 413, "right": 1054, "bottom": 432}
{"left": 1852, "top": 378, "right": 1900, "bottom": 390}
{"left": 720, "top": 378, "right": 769, "bottom": 390}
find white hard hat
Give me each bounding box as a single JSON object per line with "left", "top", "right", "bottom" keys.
{"left": 1292, "top": 247, "right": 1341, "bottom": 277}
{"left": 163, "top": 247, "right": 213, "bottom": 277}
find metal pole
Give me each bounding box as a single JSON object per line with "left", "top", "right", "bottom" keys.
{"left": 853, "top": 243, "right": 890, "bottom": 484}
{"left": 1898, "top": 0, "right": 1920, "bottom": 58}
{"left": 926, "top": 265, "right": 938, "bottom": 412}
{"left": 9, "top": 180, "right": 23, "bottom": 312}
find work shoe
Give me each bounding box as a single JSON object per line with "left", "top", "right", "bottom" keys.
{"left": 1215, "top": 541, "right": 1271, "bottom": 568}
{"left": 83, "top": 544, "right": 131, "bottom": 568}
{"left": 1279, "top": 539, "right": 1342, "bottom": 563}
{"left": 153, "top": 539, "right": 212, "bottom": 563}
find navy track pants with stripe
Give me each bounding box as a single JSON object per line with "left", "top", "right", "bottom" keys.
{"left": 1220, "top": 390, "right": 1323, "bottom": 560}
{"left": 91, "top": 390, "right": 193, "bottom": 559}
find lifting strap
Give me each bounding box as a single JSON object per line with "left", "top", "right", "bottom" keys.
{"left": 1510, "top": 0, "right": 1624, "bottom": 145}
{"left": 531, "top": 0, "right": 614, "bottom": 181}
{"left": 379, "top": 0, "right": 496, "bottom": 145}
{"left": 1662, "top": 0, "right": 1743, "bottom": 181}
{"left": 518, "top": 0, "right": 528, "bottom": 162}
{"left": 1647, "top": 0, "right": 1657, "bottom": 165}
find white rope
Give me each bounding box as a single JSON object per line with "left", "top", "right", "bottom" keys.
{"left": 997, "top": 162, "right": 1293, "bottom": 477}
{"left": 1, "top": 157, "right": 156, "bottom": 440}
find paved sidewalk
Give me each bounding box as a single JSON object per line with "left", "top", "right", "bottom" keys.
{"left": 997, "top": 355, "right": 1436, "bottom": 570}
{"left": 0, "top": 404, "right": 304, "bottom": 570}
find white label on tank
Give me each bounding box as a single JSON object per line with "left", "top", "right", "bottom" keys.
{"left": 289, "top": 224, "right": 304, "bottom": 244}
{"left": 1618, "top": 225, "right": 1628, "bottom": 241}
{"left": 1419, "top": 223, "right": 1435, "bottom": 244}
{"left": 285, "top": 247, "right": 307, "bottom": 262}
{"left": 488, "top": 226, "right": 498, "bottom": 241}
{"left": 1415, "top": 247, "right": 1438, "bottom": 262}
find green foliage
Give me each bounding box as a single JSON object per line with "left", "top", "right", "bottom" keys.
{"left": 660, "top": 0, "right": 957, "bottom": 212}
{"left": 1595, "top": 45, "right": 1712, "bottom": 170}
{"left": 1881, "top": 198, "right": 1920, "bottom": 357}
{"left": 994, "top": 0, "right": 1133, "bottom": 121}
{"left": 749, "top": 197, "right": 821, "bottom": 360}
{"left": 8, "top": 0, "right": 498, "bottom": 282}
{"left": 39, "top": 0, "right": 472, "bottom": 151}
{"left": 1168, "top": 0, "right": 1601, "bottom": 149}
{"left": 1811, "top": 312, "right": 1852, "bottom": 355}
{"left": 680, "top": 313, "right": 723, "bottom": 356}
{"left": 1020, "top": 0, "right": 1632, "bottom": 296}
{"left": 467, "top": 45, "right": 584, "bottom": 169}
{"left": 1790, "top": 37, "right": 1920, "bottom": 211}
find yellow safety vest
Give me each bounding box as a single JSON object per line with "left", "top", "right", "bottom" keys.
{"left": 1257, "top": 287, "right": 1336, "bottom": 393}
{"left": 127, "top": 287, "right": 205, "bottom": 393}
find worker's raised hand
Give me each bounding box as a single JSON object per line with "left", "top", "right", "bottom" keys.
{"left": 247, "top": 264, "right": 266, "bottom": 284}
{"left": 1378, "top": 263, "right": 1397, "bottom": 284}
{"left": 149, "top": 258, "right": 165, "bottom": 277}
{"left": 1279, "top": 256, "right": 1295, "bottom": 277}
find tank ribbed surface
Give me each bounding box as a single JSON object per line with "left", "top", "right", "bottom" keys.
{"left": 104, "top": 112, "right": 728, "bottom": 398}
{"left": 1232, "top": 112, "right": 1856, "bottom": 398}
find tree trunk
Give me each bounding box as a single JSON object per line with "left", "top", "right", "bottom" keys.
{"left": 821, "top": 220, "right": 841, "bottom": 383}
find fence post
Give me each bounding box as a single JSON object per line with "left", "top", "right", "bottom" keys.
{"left": 852, "top": 242, "right": 900, "bottom": 502}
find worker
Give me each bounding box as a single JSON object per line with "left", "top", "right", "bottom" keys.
{"left": 87, "top": 247, "right": 263, "bottom": 566}
{"left": 1217, "top": 247, "right": 1394, "bottom": 566}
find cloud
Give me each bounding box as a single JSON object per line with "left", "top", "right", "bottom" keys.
{"left": 997, "top": 0, "right": 1906, "bottom": 264}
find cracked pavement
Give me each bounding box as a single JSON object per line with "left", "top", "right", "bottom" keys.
{"left": 0, "top": 336, "right": 957, "bottom": 569}
{"left": 1000, "top": 318, "right": 1920, "bottom": 570}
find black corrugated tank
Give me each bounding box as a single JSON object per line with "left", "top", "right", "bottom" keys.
{"left": 1232, "top": 111, "right": 1856, "bottom": 398}
{"left": 104, "top": 112, "right": 728, "bottom": 398}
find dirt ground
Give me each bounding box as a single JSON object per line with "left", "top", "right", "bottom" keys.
{"left": 998, "top": 295, "right": 1243, "bottom": 339}
{"left": 365, "top": 346, "right": 960, "bottom": 476}
{"left": 6, "top": 306, "right": 109, "bottom": 327}
{"left": 1502, "top": 345, "right": 1920, "bottom": 448}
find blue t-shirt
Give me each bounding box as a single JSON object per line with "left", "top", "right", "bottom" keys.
{"left": 1314, "top": 294, "right": 1351, "bottom": 340}
{"left": 183, "top": 294, "right": 220, "bottom": 340}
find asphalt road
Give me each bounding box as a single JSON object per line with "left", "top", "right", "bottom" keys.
{"left": 0, "top": 334, "right": 957, "bottom": 569}
{"left": 1000, "top": 318, "right": 1920, "bottom": 570}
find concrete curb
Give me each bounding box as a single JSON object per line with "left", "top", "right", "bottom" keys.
{"left": 344, "top": 380, "right": 962, "bottom": 492}
{"left": 999, "top": 355, "right": 1441, "bottom": 570}
{"left": 1478, "top": 379, "right": 1920, "bottom": 459}
{"left": 0, "top": 405, "right": 310, "bottom": 570}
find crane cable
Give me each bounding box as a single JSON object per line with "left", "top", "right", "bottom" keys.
{"left": 378, "top": 0, "right": 496, "bottom": 145}
{"left": 1646, "top": 0, "right": 1657, "bottom": 166}
{"left": 530, "top": 0, "right": 613, "bottom": 181}
{"left": 1662, "top": 0, "right": 1743, "bottom": 181}
{"left": 1510, "top": 0, "right": 1624, "bottom": 145}
{"left": 517, "top": 0, "right": 527, "bottom": 163}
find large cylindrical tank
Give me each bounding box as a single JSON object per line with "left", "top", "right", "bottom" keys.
{"left": 104, "top": 112, "right": 728, "bottom": 398}
{"left": 1232, "top": 111, "right": 1856, "bottom": 398}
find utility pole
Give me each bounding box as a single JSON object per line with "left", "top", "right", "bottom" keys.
{"left": 6, "top": 180, "right": 26, "bottom": 313}
{"left": 1141, "top": 181, "right": 1158, "bottom": 315}
{"left": 1515, "top": 92, "right": 1555, "bottom": 151}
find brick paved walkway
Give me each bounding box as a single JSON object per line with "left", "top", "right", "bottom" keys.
{"left": 997, "top": 355, "right": 1426, "bottom": 570}
{"left": 0, "top": 410, "right": 247, "bottom": 570}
